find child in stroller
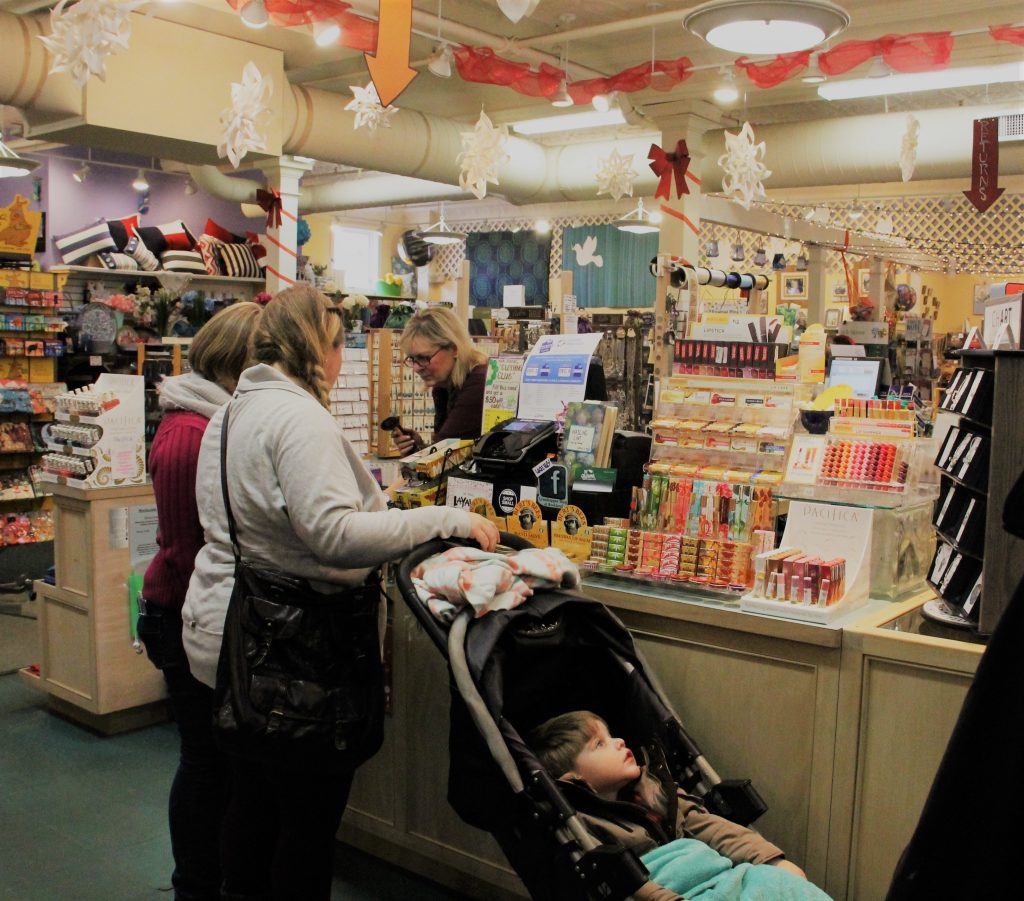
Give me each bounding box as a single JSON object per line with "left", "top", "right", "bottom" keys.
{"left": 530, "top": 711, "right": 830, "bottom": 901}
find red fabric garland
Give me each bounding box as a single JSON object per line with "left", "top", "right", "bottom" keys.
{"left": 818, "top": 31, "right": 953, "bottom": 76}
{"left": 736, "top": 52, "right": 811, "bottom": 89}
{"left": 648, "top": 141, "right": 691, "bottom": 201}
{"left": 990, "top": 24, "right": 1024, "bottom": 46}
{"left": 225, "top": 0, "right": 378, "bottom": 52}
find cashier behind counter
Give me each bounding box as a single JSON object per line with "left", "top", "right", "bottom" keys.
{"left": 392, "top": 307, "right": 608, "bottom": 453}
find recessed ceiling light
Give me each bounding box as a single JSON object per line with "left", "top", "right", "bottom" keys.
{"left": 684, "top": 0, "right": 850, "bottom": 55}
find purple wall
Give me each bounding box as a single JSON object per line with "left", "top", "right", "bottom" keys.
{"left": 1, "top": 154, "right": 262, "bottom": 269}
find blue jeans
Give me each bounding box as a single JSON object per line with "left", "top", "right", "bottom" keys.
{"left": 139, "top": 604, "right": 229, "bottom": 901}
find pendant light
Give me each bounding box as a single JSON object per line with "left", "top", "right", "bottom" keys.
{"left": 552, "top": 43, "right": 573, "bottom": 107}
{"left": 313, "top": 20, "right": 341, "bottom": 47}
{"left": 427, "top": 0, "right": 453, "bottom": 78}
{"left": 613, "top": 199, "right": 660, "bottom": 234}
{"left": 683, "top": 1, "right": 850, "bottom": 55}
{"left": 801, "top": 52, "right": 827, "bottom": 84}
{"left": 419, "top": 203, "right": 466, "bottom": 245}
{"left": 240, "top": 0, "right": 269, "bottom": 30}
{"left": 0, "top": 138, "right": 39, "bottom": 178}
{"left": 712, "top": 67, "right": 740, "bottom": 104}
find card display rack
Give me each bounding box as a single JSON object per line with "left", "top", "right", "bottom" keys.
{"left": 926, "top": 351, "right": 1024, "bottom": 633}
{"left": 367, "top": 329, "right": 435, "bottom": 459}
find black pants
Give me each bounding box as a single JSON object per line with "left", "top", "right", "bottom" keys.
{"left": 219, "top": 753, "right": 355, "bottom": 901}
{"left": 139, "top": 605, "right": 229, "bottom": 901}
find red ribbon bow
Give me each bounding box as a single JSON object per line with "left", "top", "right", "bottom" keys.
{"left": 256, "top": 188, "right": 283, "bottom": 229}
{"left": 648, "top": 140, "right": 691, "bottom": 200}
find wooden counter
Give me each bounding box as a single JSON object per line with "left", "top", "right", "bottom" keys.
{"left": 339, "top": 580, "right": 986, "bottom": 901}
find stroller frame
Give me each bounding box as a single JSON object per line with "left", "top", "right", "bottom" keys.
{"left": 396, "top": 534, "right": 767, "bottom": 901}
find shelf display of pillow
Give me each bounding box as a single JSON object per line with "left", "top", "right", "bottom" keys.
{"left": 196, "top": 235, "right": 225, "bottom": 275}
{"left": 97, "top": 251, "right": 140, "bottom": 271}
{"left": 245, "top": 232, "right": 269, "bottom": 265}
{"left": 103, "top": 214, "right": 140, "bottom": 251}
{"left": 161, "top": 250, "right": 207, "bottom": 274}
{"left": 133, "top": 225, "right": 170, "bottom": 256}
{"left": 125, "top": 235, "right": 160, "bottom": 271}
{"left": 215, "top": 242, "right": 261, "bottom": 278}
{"left": 53, "top": 222, "right": 117, "bottom": 265}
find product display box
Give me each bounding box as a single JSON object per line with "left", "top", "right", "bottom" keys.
{"left": 399, "top": 438, "right": 474, "bottom": 481}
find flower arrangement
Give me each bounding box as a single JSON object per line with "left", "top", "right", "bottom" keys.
{"left": 136, "top": 288, "right": 176, "bottom": 335}
{"left": 340, "top": 293, "right": 368, "bottom": 330}
{"left": 101, "top": 293, "right": 136, "bottom": 314}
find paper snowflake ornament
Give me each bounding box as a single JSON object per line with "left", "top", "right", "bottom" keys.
{"left": 345, "top": 82, "right": 398, "bottom": 131}
{"left": 900, "top": 114, "right": 920, "bottom": 182}
{"left": 717, "top": 122, "right": 771, "bottom": 210}
{"left": 457, "top": 111, "right": 510, "bottom": 200}
{"left": 39, "top": 0, "right": 147, "bottom": 87}
{"left": 217, "top": 62, "right": 273, "bottom": 169}
{"left": 595, "top": 149, "right": 638, "bottom": 201}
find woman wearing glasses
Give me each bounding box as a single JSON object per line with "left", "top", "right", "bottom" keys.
{"left": 182, "top": 286, "right": 498, "bottom": 900}
{"left": 392, "top": 306, "right": 489, "bottom": 454}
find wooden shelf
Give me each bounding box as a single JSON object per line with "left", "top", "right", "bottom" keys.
{"left": 50, "top": 265, "right": 264, "bottom": 286}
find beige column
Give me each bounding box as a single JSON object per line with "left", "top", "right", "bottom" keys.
{"left": 255, "top": 156, "right": 316, "bottom": 293}
{"left": 805, "top": 243, "right": 827, "bottom": 325}
{"left": 648, "top": 111, "right": 717, "bottom": 377}
{"left": 869, "top": 256, "right": 885, "bottom": 321}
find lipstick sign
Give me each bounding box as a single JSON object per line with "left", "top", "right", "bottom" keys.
{"left": 963, "top": 117, "right": 1004, "bottom": 214}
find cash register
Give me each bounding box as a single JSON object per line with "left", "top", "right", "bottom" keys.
{"left": 471, "top": 419, "right": 559, "bottom": 476}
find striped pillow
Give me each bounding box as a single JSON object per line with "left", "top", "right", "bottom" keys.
{"left": 98, "top": 251, "right": 139, "bottom": 271}
{"left": 215, "top": 242, "right": 261, "bottom": 278}
{"left": 53, "top": 222, "right": 116, "bottom": 265}
{"left": 161, "top": 250, "right": 207, "bottom": 274}
{"left": 104, "top": 215, "right": 140, "bottom": 251}
{"left": 125, "top": 235, "right": 160, "bottom": 271}
{"left": 157, "top": 220, "right": 197, "bottom": 251}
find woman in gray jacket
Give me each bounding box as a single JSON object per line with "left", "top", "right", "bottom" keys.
{"left": 182, "top": 285, "right": 497, "bottom": 900}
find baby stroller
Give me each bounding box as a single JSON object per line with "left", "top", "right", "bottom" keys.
{"left": 395, "top": 534, "right": 768, "bottom": 901}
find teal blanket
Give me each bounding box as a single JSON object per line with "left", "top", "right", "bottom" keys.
{"left": 642, "top": 840, "right": 833, "bottom": 901}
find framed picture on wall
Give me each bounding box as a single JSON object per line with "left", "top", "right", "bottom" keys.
{"left": 824, "top": 308, "right": 842, "bottom": 328}
{"left": 858, "top": 270, "right": 871, "bottom": 296}
{"left": 832, "top": 282, "right": 848, "bottom": 299}
{"left": 973, "top": 283, "right": 990, "bottom": 315}
{"left": 783, "top": 274, "right": 808, "bottom": 300}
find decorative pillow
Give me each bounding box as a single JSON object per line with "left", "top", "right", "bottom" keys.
{"left": 103, "top": 215, "right": 140, "bottom": 251}
{"left": 53, "top": 222, "right": 117, "bottom": 265}
{"left": 160, "top": 250, "right": 207, "bottom": 274}
{"left": 98, "top": 251, "right": 139, "bottom": 271}
{"left": 204, "top": 218, "right": 244, "bottom": 244}
{"left": 133, "top": 225, "right": 168, "bottom": 257}
{"left": 245, "top": 232, "right": 269, "bottom": 265}
{"left": 215, "top": 242, "right": 261, "bottom": 278}
{"left": 157, "top": 220, "right": 197, "bottom": 251}
{"left": 196, "top": 236, "right": 224, "bottom": 276}
{"left": 125, "top": 235, "right": 160, "bottom": 272}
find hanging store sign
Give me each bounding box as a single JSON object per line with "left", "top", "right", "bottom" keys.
{"left": 963, "top": 117, "right": 1004, "bottom": 214}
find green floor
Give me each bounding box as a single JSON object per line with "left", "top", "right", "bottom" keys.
{"left": 0, "top": 672, "right": 473, "bottom": 900}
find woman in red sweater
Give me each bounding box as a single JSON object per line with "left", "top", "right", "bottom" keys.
{"left": 137, "top": 302, "right": 261, "bottom": 901}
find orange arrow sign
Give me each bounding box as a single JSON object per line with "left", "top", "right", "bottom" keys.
{"left": 365, "top": 0, "right": 417, "bottom": 108}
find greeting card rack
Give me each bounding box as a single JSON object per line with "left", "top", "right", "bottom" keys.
{"left": 926, "top": 350, "right": 1024, "bottom": 634}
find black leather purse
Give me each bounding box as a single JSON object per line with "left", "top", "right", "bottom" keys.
{"left": 211, "top": 403, "right": 385, "bottom": 766}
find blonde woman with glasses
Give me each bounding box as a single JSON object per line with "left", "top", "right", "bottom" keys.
{"left": 182, "top": 286, "right": 497, "bottom": 900}
{"left": 392, "top": 306, "right": 489, "bottom": 454}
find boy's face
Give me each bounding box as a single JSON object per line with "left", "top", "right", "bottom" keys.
{"left": 568, "top": 720, "right": 641, "bottom": 799}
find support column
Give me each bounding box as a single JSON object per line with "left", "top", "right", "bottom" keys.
{"left": 648, "top": 111, "right": 717, "bottom": 377}
{"left": 255, "top": 156, "right": 316, "bottom": 293}
{"left": 869, "top": 256, "right": 885, "bottom": 321}
{"left": 805, "top": 244, "right": 827, "bottom": 325}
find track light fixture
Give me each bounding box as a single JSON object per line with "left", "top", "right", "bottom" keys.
{"left": 72, "top": 162, "right": 91, "bottom": 183}
{"left": 801, "top": 52, "right": 827, "bottom": 84}
{"left": 551, "top": 79, "right": 573, "bottom": 107}
{"left": 132, "top": 168, "right": 150, "bottom": 192}
{"left": 428, "top": 44, "right": 454, "bottom": 78}
{"left": 240, "top": 0, "right": 269, "bottom": 30}
{"left": 184, "top": 175, "right": 198, "bottom": 195}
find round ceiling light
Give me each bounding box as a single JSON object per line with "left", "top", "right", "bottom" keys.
{"left": 684, "top": 0, "right": 850, "bottom": 55}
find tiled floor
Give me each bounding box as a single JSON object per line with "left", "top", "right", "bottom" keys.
{"left": 0, "top": 672, "right": 472, "bottom": 901}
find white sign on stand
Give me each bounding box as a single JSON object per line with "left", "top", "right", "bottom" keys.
{"left": 983, "top": 295, "right": 1022, "bottom": 348}
{"left": 741, "top": 500, "right": 873, "bottom": 624}
{"left": 518, "top": 332, "right": 603, "bottom": 422}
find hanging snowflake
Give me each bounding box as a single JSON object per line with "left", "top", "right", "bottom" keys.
{"left": 594, "top": 149, "right": 638, "bottom": 201}
{"left": 217, "top": 62, "right": 273, "bottom": 169}
{"left": 345, "top": 82, "right": 398, "bottom": 131}
{"left": 457, "top": 111, "right": 509, "bottom": 200}
{"left": 900, "top": 114, "right": 920, "bottom": 182}
{"left": 39, "top": 0, "right": 146, "bottom": 87}
{"left": 717, "top": 122, "right": 771, "bottom": 210}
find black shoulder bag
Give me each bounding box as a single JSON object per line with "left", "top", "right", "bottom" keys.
{"left": 212, "top": 403, "right": 385, "bottom": 767}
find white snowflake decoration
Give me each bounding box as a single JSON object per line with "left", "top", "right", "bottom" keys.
{"left": 457, "top": 111, "right": 510, "bottom": 200}
{"left": 217, "top": 62, "right": 273, "bottom": 169}
{"left": 900, "top": 114, "right": 920, "bottom": 182}
{"left": 39, "top": 0, "right": 147, "bottom": 87}
{"left": 717, "top": 122, "right": 772, "bottom": 210}
{"left": 345, "top": 82, "right": 398, "bottom": 131}
{"left": 594, "top": 149, "right": 638, "bottom": 201}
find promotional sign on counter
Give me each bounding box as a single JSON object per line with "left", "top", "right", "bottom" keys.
{"left": 518, "top": 332, "right": 603, "bottom": 422}
{"left": 481, "top": 355, "right": 525, "bottom": 433}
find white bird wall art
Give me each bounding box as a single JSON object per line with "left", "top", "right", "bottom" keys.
{"left": 573, "top": 235, "right": 604, "bottom": 268}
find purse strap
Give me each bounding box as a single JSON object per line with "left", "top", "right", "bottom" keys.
{"left": 219, "top": 403, "right": 242, "bottom": 567}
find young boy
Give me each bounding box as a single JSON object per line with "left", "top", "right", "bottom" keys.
{"left": 530, "top": 711, "right": 828, "bottom": 901}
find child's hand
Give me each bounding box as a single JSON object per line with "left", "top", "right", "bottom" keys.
{"left": 770, "top": 858, "right": 807, "bottom": 879}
